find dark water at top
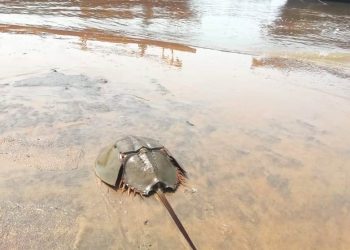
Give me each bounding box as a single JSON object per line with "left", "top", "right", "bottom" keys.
{"left": 0, "top": 0, "right": 349, "bottom": 54}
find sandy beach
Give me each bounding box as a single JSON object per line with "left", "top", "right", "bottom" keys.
{"left": 1, "top": 1, "right": 350, "bottom": 249}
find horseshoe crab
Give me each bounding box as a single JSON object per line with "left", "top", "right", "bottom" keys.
{"left": 95, "top": 135, "right": 196, "bottom": 250}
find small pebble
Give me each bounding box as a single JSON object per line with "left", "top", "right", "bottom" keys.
{"left": 186, "top": 121, "right": 195, "bottom": 126}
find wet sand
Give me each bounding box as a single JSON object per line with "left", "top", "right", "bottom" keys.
{"left": 1, "top": 1, "right": 350, "bottom": 249}
{"left": 1, "top": 33, "right": 350, "bottom": 249}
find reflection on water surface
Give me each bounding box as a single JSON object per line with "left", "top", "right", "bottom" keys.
{"left": 0, "top": 0, "right": 349, "bottom": 54}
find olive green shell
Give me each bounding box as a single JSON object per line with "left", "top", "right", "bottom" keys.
{"left": 95, "top": 136, "right": 184, "bottom": 195}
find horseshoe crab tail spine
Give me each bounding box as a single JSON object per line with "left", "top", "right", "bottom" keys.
{"left": 156, "top": 190, "right": 197, "bottom": 250}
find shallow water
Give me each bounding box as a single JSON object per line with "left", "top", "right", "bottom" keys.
{"left": 0, "top": 0, "right": 349, "bottom": 54}
{"left": 1, "top": 1, "right": 350, "bottom": 250}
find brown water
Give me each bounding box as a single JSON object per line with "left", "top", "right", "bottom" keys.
{"left": 1, "top": 0, "right": 350, "bottom": 54}
{"left": 1, "top": 1, "right": 350, "bottom": 249}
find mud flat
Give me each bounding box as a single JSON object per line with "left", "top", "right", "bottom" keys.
{"left": 1, "top": 30, "right": 350, "bottom": 250}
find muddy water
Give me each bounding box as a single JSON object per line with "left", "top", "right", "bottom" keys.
{"left": 0, "top": 0, "right": 349, "bottom": 54}
{"left": 1, "top": 0, "right": 350, "bottom": 250}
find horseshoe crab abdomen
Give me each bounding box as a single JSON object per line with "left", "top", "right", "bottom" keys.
{"left": 123, "top": 149, "right": 178, "bottom": 195}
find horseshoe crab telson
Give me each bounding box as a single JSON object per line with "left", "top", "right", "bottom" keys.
{"left": 95, "top": 135, "right": 197, "bottom": 250}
